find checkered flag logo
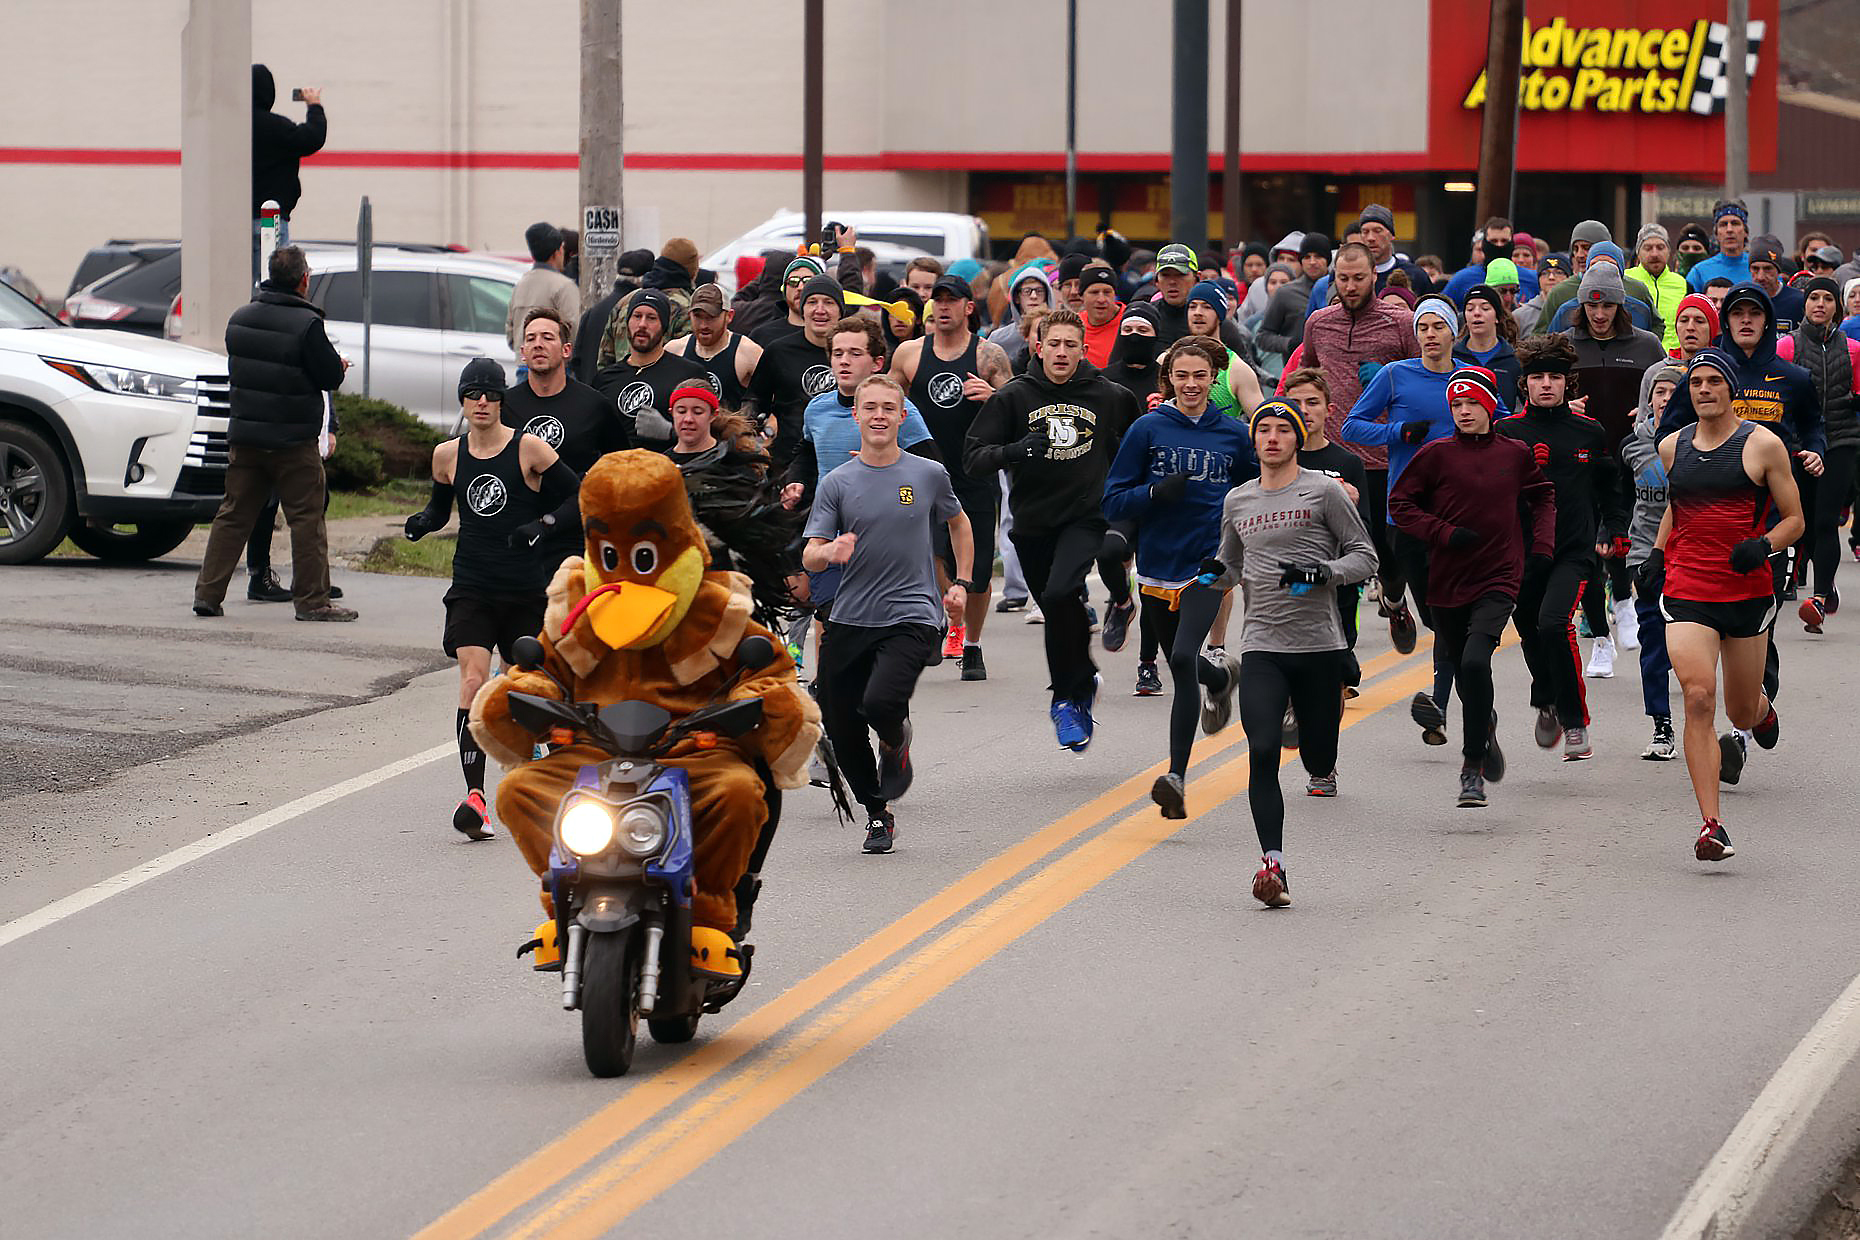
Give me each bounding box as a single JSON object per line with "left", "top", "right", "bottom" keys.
{"left": 1690, "top": 20, "right": 1765, "bottom": 114}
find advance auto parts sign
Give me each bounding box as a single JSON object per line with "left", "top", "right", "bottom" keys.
{"left": 1459, "top": 17, "right": 1761, "bottom": 116}
{"left": 1427, "top": 0, "right": 1778, "bottom": 177}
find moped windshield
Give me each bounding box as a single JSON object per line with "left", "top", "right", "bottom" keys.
{"left": 598, "top": 700, "right": 672, "bottom": 751}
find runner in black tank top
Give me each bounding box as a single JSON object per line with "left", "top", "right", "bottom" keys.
{"left": 692, "top": 333, "right": 748, "bottom": 410}
{"left": 402, "top": 360, "right": 583, "bottom": 843}
{"left": 910, "top": 329, "right": 986, "bottom": 483}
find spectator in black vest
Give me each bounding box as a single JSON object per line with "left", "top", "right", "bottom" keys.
{"left": 193, "top": 245, "right": 356, "bottom": 622}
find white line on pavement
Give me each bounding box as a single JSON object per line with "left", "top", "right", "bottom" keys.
{"left": 0, "top": 742, "right": 453, "bottom": 951}
{"left": 1660, "top": 970, "right": 1860, "bottom": 1239}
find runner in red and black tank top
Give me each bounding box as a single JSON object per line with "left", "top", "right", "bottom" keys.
{"left": 1664, "top": 419, "right": 1775, "bottom": 603}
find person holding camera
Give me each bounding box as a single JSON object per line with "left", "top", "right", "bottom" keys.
{"left": 251, "top": 65, "right": 325, "bottom": 280}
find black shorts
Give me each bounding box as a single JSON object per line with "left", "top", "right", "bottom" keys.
{"left": 936, "top": 476, "right": 999, "bottom": 589}
{"left": 443, "top": 585, "right": 547, "bottom": 663}
{"left": 1660, "top": 595, "right": 1776, "bottom": 639}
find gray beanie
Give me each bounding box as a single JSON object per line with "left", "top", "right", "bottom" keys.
{"left": 1636, "top": 223, "right": 1670, "bottom": 248}
{"left": 1570, "top": 219, "right": 1612, "bottom": 248}
{"left": 1577, "top": 261, "right": 1626, "bottom": 306}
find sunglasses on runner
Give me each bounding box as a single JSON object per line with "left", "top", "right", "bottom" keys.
{"left": 461, "top": 388, "right": 503, "bottom": 402}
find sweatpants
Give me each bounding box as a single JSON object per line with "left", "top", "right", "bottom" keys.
{"left": 819, "top": 620, "right": 939, "bottom": 817}
{"left": 1810, "top": 445, "right": 1858, "bottom": 600}
{"left": 1236, "top": 648, "right": 1347, "bottom": 856}
{"left": 1514, "top": 552, "right": 1592, "bottom": 729}
{"left": 1010, "top": 518, "right": 1106, "bottom": 705}
{"left": 1431, "top": 593, "right": 1514, "bottom": 766}
{"left": 1633, "top": 591, "right": 1671, "bottom": 718}
{"left": 1138, "top": 584, "right": 1226, "bottom": 776}
{"left": 1098, "top": 520, "right": 1137, "bottom": 609}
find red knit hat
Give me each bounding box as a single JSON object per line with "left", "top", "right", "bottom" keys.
{"left": 1446, "top": 365, "right": 1501, "bottom": 416}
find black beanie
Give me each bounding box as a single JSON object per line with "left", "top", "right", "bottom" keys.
{"left": 457, "top": 356, "right": 506, "bottom": 402}
{"left": 798, "top": 274, "right": 845, "bottom": 313}
{"left": 1098, "top": 230, "right": 1133, "bottom": 270}
{"left": 1806, "top": 275, "right": 1841, "bottom": 299}
{"left": 630, "top": 288, "right": 672, "bottom": 331}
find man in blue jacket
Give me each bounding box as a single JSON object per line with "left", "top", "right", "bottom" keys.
{"left": 1686, "top": 200, "right": 1754, "bottom": 293}
{"left": 1103, "top": 335, "right": 1257, "bottom": 812}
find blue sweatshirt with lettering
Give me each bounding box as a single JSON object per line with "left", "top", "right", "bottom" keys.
{"left": 1103, "top": 401, "right": 1258, "bottom": 588}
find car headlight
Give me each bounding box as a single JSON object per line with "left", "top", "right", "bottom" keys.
{"left": 560, "top": 799, "right": 617, "bottom": 856}
{"left": 616, "top": 803, "right": 667, "bottom": 858}
{"left": 43, "top": 357, "right": 198, "bottom": 403}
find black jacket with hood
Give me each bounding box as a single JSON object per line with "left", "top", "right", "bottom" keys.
{"left": 964, "top": 358, "right": 1136, "bottom": 535}
{"left": 225, "top": 281, "right": 345, "bottom": 447}
{"left": 1658, "top": 282, "right": 1826, "bottom": 456}
{"left": 251, "top": 65, "right": 326, "bottom": 217}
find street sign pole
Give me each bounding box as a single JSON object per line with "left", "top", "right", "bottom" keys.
{"left": 357, "top": 196, "right": 373, "bottom": 398}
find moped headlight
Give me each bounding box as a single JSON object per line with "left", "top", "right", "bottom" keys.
{"left": 560, "top": 799, "right": 617, "bottom": 856}
{"left": 616, "top": 803, "right": 667, "bottom": 858}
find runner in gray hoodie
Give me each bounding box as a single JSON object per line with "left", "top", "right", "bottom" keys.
{"left": 1621, "top": 359, "right": 1684, "bottom": 759}
{"left": 987, "top": 263, "right": 1056, "bottom": 367}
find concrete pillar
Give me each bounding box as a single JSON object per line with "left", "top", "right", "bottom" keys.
{"left": 180, "top": 0, "right": 252, "bottom": 355}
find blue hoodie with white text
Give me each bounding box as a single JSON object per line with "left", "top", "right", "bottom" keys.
{"left": 1103, "top": 402, "right": 1259, "bottom": 588}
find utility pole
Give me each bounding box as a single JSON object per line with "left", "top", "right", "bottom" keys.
{"left": 1724, "top": 0, "right": 1748, "bottom": 199}
{"left": 1473, "top": 0, "right": 1524, "bottom": 228}
{"left": 803, "top": 0, "right": 824, "bottom": 247}
{"left": 179, "top": 0, "right": 251, "bottom": 353}
{"left": 578, "top": 0, "right": 623, "bottom": 307}
{"left": 1064, "top": 0, "right": 1078, "bottom": 240}
{"left": 1222, "top": 0, "right": 1242, "bottom": 251}
{"left": 1169, "top": 0, "right": 1209, "bottom": 249}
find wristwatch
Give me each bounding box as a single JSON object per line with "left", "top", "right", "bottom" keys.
{"left": 955, "top": 578, "right": 981, "bottom": 592}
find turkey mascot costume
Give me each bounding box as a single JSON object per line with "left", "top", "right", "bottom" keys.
{"left": 470, "top": 450, "right": 820, "bottom": 979}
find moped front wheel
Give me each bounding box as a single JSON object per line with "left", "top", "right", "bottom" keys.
{"left": 580, "top": 930, "right": 639, "bottom": 1077}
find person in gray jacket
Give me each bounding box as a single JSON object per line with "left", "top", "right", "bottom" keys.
{"left": 1620, "top": 359, "right": 1684, "bottom": 760}
{"left": 1255, "top": 234, "right": 1333, "bottom": 376}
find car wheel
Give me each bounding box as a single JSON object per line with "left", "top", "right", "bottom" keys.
{"left": 0, "top": 421, "right": 74, "bottom": 565}
{"left": 67, "top": 517, "right": 197, "bottom": 563}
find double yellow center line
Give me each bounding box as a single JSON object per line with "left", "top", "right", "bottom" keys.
{"left": 420, "top": 643, "right": 1437, "bottom": 1240}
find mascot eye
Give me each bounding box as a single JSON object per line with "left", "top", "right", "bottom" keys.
{"left": 597, "top": 542, "right": 620, "bottom": 572}
{"left": 630, "top": 541, "right": 658, "bottom": 575}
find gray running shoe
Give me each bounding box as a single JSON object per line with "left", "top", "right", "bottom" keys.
{"left": 1563, "top": 726, "right": 1593, "bottom": 761}
{"left": 1198, "top": 649, "right": 1242, "bottom": 735}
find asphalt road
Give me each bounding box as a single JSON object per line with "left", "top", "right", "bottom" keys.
{"left": 4, "top": 560, "right": 1860, "bottom": 1239}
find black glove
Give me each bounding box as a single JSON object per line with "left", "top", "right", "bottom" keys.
{"left": 1278, "top": 561, "right": 1331, "bottom": 588}
{"left": 1446, "top": 526, "right": 1479, "bottom": 551}
{"left": 1197, "top": 556, "right": 1227, "bottom": 584}
{"left": 1636, "top": 547, "right": 1665, "bottom": 598}
{"left": 1523, "top": 552, "right": 1552, "bottom": 586}
{"left": 1728, "top": 537, "right": 1772, "bottom": 573}
{"left": 1399, "top": 421, "right": 1431, "bottom": 445}
{"left": 404, "top": 510, "right": 438, "bottom": 541}
{"left": 1149, "top": 471, "right": 1191, "bottom": 504}
{"left": 1012, "top": 422, "right": 1049, "bottom": 460}
{"left": 507, "top": 515, "right": 553, "bottom": 549}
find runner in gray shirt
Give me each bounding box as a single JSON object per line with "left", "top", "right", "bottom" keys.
{"left": 1207, "top": 400, "right": 1377, "bottom": 908}
{"left": 803, "top": 375, "right": 973, "bottom": 854}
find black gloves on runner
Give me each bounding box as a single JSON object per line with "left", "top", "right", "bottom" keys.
{"left": 1278, "top": 562, "right": 1330, "bottom": 587}
{"left": 1447, "top": 526, "right": 1480, "bottom": 551}
{"left": 1149, "top": 471, "right": 1191, "bottom": 504}
{"left": 1728, "top": 537, "right": 1772, "bottom": 573}
{"left": 1399, "top": 421, "right": 1431, "bottom": 445}
{"left": 1012, "top": 422, "right": 1049, "bottom": 460}
{"left": 1198, "top": 556, "right": 1227, "bottom": 583}
{"left": 507, "top": 514, "right": 554, "bottom": 548}
{"left": 404, "top": 479, "right": 455, "bottom": 542}
{"left": 1636, "top": 547, "right": 1665, "bottom": 598}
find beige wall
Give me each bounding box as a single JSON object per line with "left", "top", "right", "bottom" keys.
{"left": 2, "top": 0, "right": 1429, "bottom": 296}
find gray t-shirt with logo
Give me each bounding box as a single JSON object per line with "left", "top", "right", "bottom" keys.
{"left": 804, "top": 453, "right": 961, "bottom": 629}
{"left": 1213, "top": 468, "right": 1379, "bottom": 654}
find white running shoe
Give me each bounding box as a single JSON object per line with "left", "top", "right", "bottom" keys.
{"left": 1613, "top": 599, "right": 1640, "bottom": 651}
{"left": 1586, "top": 635, "right": 1616, "bottom": 678}
{"left": 1025, "top": 604, "right": 1045, "bottom": 625}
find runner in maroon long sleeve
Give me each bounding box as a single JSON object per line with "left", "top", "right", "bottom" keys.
{"left": 1389, "top": 366, "right": 1557, "bottom": 808}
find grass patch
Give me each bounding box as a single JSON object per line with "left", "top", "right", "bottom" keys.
{"left": 328, "top": 478, "right": 429, "bottom": 522}
{"left": 357, "top": 533, "right": 454, "bottom": 577}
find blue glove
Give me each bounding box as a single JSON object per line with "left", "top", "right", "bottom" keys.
{"left": 1196, "top": 556, "right": 1226, "bottom": 587}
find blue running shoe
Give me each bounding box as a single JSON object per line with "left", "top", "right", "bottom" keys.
{"left": 1052, "top": 699, "right": 1088, "bottom": 750}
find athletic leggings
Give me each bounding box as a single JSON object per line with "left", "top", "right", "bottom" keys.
{"left": 1810, "top": 445, "right": 1858, "bottom": 600}
{"left": 1139, "top": 584, "right": 1226, "bottom": 776}
{"left": 1365, "top": 469, "right": 1407, "bottom": 602}
{"left": 1514, "top": 553, "right": 1592, "bottom": 729}
{"left": 1430, "top": 593, "right": 1513, "bottom": 766}
{"left": 1236, "top": 648, "right": 1347, "bottom": 855}
{"left": 1394, "top": 528, "right": 1455, "bottom": 708}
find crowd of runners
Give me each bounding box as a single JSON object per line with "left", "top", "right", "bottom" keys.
{"left": 408, "top": 198, "right": 1853, "bottom": 908}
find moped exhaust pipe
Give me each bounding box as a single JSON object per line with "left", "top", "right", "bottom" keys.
{"left": 561, "top": 923, "right": 587, "bottom": 1011}
{"left": 637, "top": 923, "right": 664, "bottom": 1014}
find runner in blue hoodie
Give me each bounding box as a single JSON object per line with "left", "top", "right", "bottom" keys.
{"left": 1341, "top": 294, "right": 1462, "bottom": 744}
{"left": 1103, "top": 335, "right": 1258, "bottom": 818}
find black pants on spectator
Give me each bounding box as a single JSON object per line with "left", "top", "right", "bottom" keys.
{"left": 1011, "top": 518, "right": 1105, "bottom": 705}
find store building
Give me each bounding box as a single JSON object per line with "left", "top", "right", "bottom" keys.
{"left": 1, "top": 0, "right": 1795, "bottom": 298}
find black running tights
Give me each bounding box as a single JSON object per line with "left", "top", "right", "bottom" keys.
{"left": 1236, "top": 648, "right": 1346, "bottom": 855}
{"left": 1140, "top": 584, "right": 1226, "bottom": 777}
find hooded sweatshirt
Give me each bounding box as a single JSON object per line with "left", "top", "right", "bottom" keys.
{"left": 1620, "top": 361, "right": 1684, "bottom": 566}
{"left": 986, "top": 262, "right": 1055, "bottom": 366}
{"left": 1101, "top": 402, "right": 1260, "bottom": 587}
{"left": 251, "top": 64, "right": 326, "bottom": 217}
{"left": 964, "top": 357, "right": 1138, "bottom": 535}
{"left": 1658, "top": 282, "right": 1826, "bottom": 456}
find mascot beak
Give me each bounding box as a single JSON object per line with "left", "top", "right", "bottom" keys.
{"left": 583, "top": 582, "right": 680, "bottom": 650}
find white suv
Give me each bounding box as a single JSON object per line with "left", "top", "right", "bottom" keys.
{"left": 0, "top": 278, "right": 230, "bottom": 564}
{"left": 701, "top": 210, "right": 989, "bottom": 298}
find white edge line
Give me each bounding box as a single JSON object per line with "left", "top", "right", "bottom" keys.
{"left": 0, "top": 742, "right": 454, "bottom": 951}
{"left": 1660, "top": 970, "right": 1860, "bottom": 1239}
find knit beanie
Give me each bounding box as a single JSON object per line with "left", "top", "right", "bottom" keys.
{"left": 1636, "top": 223, "right": 1670, "bottom": 249}
{"left": 457, "top": 356, "right": 507, "bottom": 402}
{"left": 661, "top": 237, "right": 700, "bottom": 281}
{"left": 1189, "top": 281, "right": 1229, "bottom": 320}
{"left": 782, "top": 255, "right": 826, "bottom": 284}
{"left": 631, "top": 288, "right": 673, "bottom": 330}
{"left": 1673, "top": 292, "right": 1721, "bottom": 340}
{"left": 1463, "top": 284, "right": 1507, "bottom": 321}
{"left": 797, "top": 274, "right": 846, "bottom": 313}
{"left": 1249, "top": 399, "right": 1307, "bottom": 446}
{"left": 1687, "top": 347, "right": 1744, "bottom": 400}
{"left": 1483, "top": 257, "right": 1520, "bottom": 288}
{"left": 1570, "top": 220, "right": 1611, "bottom": 249}
{"left": 1446, "top": 365, "right": 1501, "bottom": 417}
{"left": 1586, "top": 240, "right": 1626, "bottom": 270}
{"left": 1577, "top": 263, "right": 1626, "bottom": 307}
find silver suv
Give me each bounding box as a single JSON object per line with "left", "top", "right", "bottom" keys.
{"left": 0, "top": 278, "right": 229, "bottom": 564}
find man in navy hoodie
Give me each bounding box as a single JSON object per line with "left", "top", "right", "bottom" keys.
{"left": 1659, "top": 281, "right": 1825, "bottom": 738}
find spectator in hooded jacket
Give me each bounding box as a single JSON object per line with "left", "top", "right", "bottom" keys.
{"left": 988, "top": 262, "right": 1056, "bottom": 368}
{"left": 250, "top": 65, "right": 326, "bottom": 279}
{"left": 1255, "top": 234, "right": 1331, "bottom": 371}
